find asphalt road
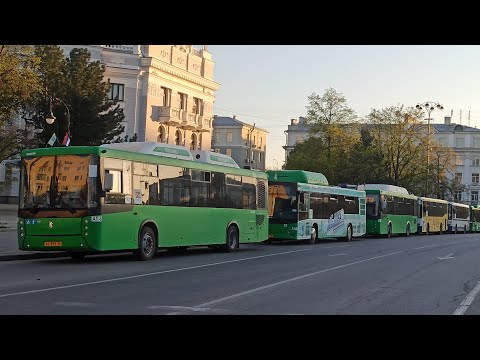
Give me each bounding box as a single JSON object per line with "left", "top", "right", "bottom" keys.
{"left": 1, "top": 232, "right": 480, "bottom": 314}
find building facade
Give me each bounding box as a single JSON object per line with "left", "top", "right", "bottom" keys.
{"left": 432, "top": 116, "right": 480, "bottom": 205}
{"left": 212, "top": 116, "right": 268, "bottom": 170}
{"left": 59, "top": 45, "right": 220, "bottom": 151}
{"left": 283, "top": 116, "right": 310, "bottom": 163}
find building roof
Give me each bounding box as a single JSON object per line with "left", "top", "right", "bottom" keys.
{"left": 433, "top": 123, "right": 480, "bottom": 133}
{"left": 213, "top": 116, "right": 268, "bottom": 133}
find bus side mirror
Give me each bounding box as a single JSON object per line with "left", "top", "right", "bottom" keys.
{"left": 104, "top": 172, "right": 113, "bottom": 192}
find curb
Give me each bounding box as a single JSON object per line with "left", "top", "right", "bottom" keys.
{"left": 0, "top": 252, "right": 69, "bottom": 261}
{"left": 0, "top": 227, "right": 16, "bottom": 232}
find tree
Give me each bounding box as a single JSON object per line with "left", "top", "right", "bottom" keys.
{"left": 344, "top": 127, "right": 387, "bottom": 185}
{"left": 367, "top": 105, "right": 426, "bottom": 193}
{"left": 306, "top": 88, "right": 357, "bottom": 160}
{"left": 0, "top": 45, "right": 40, "bottom": 163}
{"left": 29, "top": 46, "right": 125, "bottom": 146}
{"left": 429, "top": 141, "right": 459, "bottom": 199}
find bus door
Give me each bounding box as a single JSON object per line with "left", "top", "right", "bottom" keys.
{"left": 298, "top": 191, "right": 311, "bottom": 238}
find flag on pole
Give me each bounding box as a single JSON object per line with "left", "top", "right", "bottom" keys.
{"left": 47, "top": 133, "right": 57, "bottom": 146}
{"left": 62, "top": 132, "right": 70, "bottom": 146}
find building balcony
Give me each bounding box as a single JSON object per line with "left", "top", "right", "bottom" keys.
{"left": 101, "top": 45, "right": 134, "bottom": 52}
{"left": 153, "top": 106, "right": 211, "bottom": 130}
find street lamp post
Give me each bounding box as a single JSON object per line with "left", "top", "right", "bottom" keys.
{"left": 46, "top": 97, "right": 71, "bottom": 145}
{"left": 416, "top": 101, "right": 444, "bottom": 196}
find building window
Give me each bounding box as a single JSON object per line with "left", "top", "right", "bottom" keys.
{"left": 190, "top": 133, "right": 197, "bottom": 150}
{"left": 456, "top": 157, "right": 464, "bottom": 166}
{"left": 454, "top": 191, "right": 462, "bottom": 201}
{"left": 474, "top": 158, "right": 480, "bottom": 166}
{"left": 473, "top": 173, "right": 479, "bottom": 183}
{"left": 474, "top": 138, "right": 480, "bottom": 148}
{"left": 251, "top": 151, "right": 255, "bottom": 160}
{"left": 456, "top": 137, "right": 465, "bottom": 148}
{"left": 438, "top": 137, "right": 446, "bottom": 146}
{"left": 253, "top": 135, "right": 256, "bottom": 146}
{"left": 260, "top": 136, "right": 263, "bottom": 148}
{"left": 258, "top": 152, "right": 262, "bottom": 163}
{"left": 175, "top": 130, "right": 182, "bottom": 146}
{"left": 245, "top": 150, "right": 248, "bottom": 159}
{"left": 177, "top": 93, "right": 187, "bottom": 110}
{"left": 214, "top": 131, "right": 221, "bottom": 143}
{"left": 157, "top": 126, "right": 166, "bottom": 143}
{"left": 161, "top": 87, "right": 171, "bottom": 106}
{"left": 455, "top": 173, "right": 463, "bottom": 183}
{"left": 226, "top": 148, "right": 232, "bottom": 156}
{"left": 192, "top": 98, "right": 203, "bottom": 115}
{"left": 109, "top": 83, "right": 125, "bottom": 101}
{"left": 472, "top": 191, "right": 479, "bottom": 202}
{"left": 227, "top": 132, "right": 233, "bottom": 143}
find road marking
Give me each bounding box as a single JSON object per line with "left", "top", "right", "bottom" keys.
{"left": 412, "top": 244, "right": 440, "bottom": 250}
{"left": 324, "top": 245, "right": 351, "bottom": 249}
{"left": 54, "top": 301, "right": 96, "bottom": 307}
{"left": 453, "top": 281, "right": 480, "bottom": 315}
{"left": 148, "top": 305, "right": 229, "bottom": 314}
{"left": 0, "top": 248, "right": 310, "bottom": 299}
{"left": 328, "top": 253, "right": 348, "bottom": 256}
{"left": 192, "top": 250, "right": 403, "bottom": 309}
{"left": 437, "top": 253, "right": 455, "bottom": 260}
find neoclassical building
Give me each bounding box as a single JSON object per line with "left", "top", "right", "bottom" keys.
{"left": 59, "top": 45, "right": 220, "bottom": 151}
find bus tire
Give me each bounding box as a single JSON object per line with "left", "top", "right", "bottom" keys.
{"left": 135, "top": 226, "right": 157, "bottom": 261}
{"left": 405, "top": 224, "right": 410, "bottom": 237}
{"left": 69, "top": 252, "right": 86, "bottom": 261}
{"left": 308, "top": 226, "right": 317, "bottom": 245}
{"left": 222, "top": 225, "right": 239, "bottom": 252}
{"left": 387, "top": 223, "right": 392, "bottom": 238}
{"left": 344, "top": 224, "right": 353, "bottom": 242}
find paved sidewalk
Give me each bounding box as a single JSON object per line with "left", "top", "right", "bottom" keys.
{"left": 0, "top": 205, "right": 68, "bottom": 260}
{"left": 0, "top": 204, "right": 18, "bottom": 231}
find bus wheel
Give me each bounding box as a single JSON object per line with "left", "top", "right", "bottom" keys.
{"left": 308, "top": 227, "right": 317, "bottom": 245}
{"left": 405, "top": 224, "right": 410, "bottom": 237}
{"left": 344, "top": 224, "right": 353, "bottom": 242}
{"left": 135, "top": 226, "right": 157, "bottom": 261}
{"left": 387, "top": 223, "right": 392, "bottom": 238}
{"left": 223, "top": 226, "right": 239, "bottom": 252}
{"left": 69, "top": 252, "right": 86, "bottom": 261}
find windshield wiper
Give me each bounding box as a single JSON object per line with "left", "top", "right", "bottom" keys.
{"left": 55, "top": 203, "right": 77, "bottom": 214}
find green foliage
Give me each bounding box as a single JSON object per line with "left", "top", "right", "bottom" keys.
{"left": 29, "top": 46, "right": 125, "bottom": 146}
{"left": 0, "top": 45, "right": 40, "bottom": 162}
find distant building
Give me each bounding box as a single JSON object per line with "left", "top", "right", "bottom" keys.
{"left": 432, "top": 116, "right": 480, "bottom": 205}
{"left": 283, "top": 117, "right": 310, "bottom": 163}
{"left": 212, "top": 116, "right": 268, "bottom": 170}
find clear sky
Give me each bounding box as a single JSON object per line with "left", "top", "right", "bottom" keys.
{"left": 207, "top": 45, "right": 480, "bottom": 169}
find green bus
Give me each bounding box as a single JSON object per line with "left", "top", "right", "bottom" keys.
{"left": 267, "top": 170, "right": 366, "bottom": 243}
{"left": 358, "top": 184, "right": 417, "bottom": 238}
{"left": 470, "top": 205, "right": 480, "bottom": 232}
{"left": 17, "top": 142, "right": 268, "bottom": 260}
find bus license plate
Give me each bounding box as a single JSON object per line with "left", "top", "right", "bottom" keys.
{"left": 44, "top": 242, "right": 62, "bottom": 247}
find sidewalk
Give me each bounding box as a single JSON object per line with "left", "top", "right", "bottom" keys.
{"left": 0, "top": 204, "right": 18, "bottom": 231}
{"left": 0, "top": 205, "right": 68, "bottom": 261}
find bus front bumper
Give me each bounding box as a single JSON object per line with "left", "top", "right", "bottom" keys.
{"left": 19, "top": 235, "right": 92, "bottom": 251}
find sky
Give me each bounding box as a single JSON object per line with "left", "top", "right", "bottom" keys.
{"left": 207, "top": 45, "right": 480, "bottom": 169}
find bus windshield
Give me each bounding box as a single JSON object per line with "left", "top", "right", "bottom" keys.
{"left": 20, "top": 154, "right": 98, "bottom": 211}
{"left": 268, "top": 182, "right": 298, "bottom": 221}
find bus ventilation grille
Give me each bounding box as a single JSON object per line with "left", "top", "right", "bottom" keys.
{"left": 258, "top": 180, "right": 266, "bottom": 209}
{"left": 256, "top": 214, "right": 265, "bottom": 226}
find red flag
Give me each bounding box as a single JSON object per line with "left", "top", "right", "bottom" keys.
{"left": 62, "top": 132, "right": 70, "bottom": 146}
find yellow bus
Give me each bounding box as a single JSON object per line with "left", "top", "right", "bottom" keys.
{"left": 417, "top": 197, "right": 448, "bottom": 235}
